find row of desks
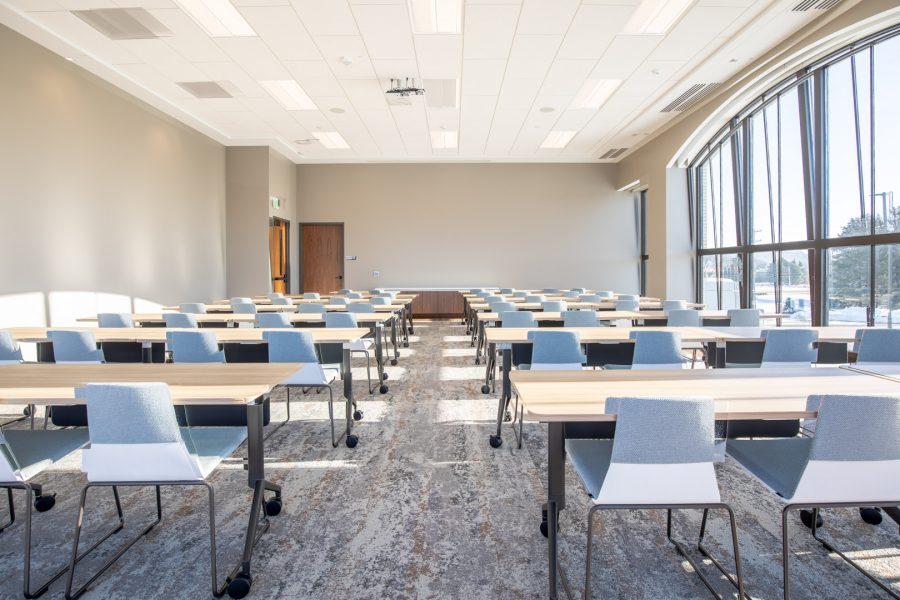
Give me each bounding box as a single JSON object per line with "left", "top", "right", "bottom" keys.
{"left": 508, "top": 364, "right": 900, "bottom": 599}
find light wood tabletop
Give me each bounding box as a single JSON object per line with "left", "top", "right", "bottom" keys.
{"left": 475, "top": 310, "right": 787, "bottom": 322}
{"left": 0, "top": 363, "right": 305, "bottom": 405}
{"left": 511, "top": 365, "right": 900, "bottom": 422}
{"left": 484, "top": 325, "right": 861, "bottom": 344}
{"left": 7, "top": 326, "right": 370, "bottom": 344}
{"left": 162, "top": 303, "right": 406, "bottom": 313}
{"left": 468, "top": 301, "right": 703, "bottom": 311}
{"left": 77, "top": 313, "right": 394, "bottom": 325}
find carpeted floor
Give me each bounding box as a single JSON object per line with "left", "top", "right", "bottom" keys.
{"left": 0, "top": 319, "right": 897, "bottom": 599}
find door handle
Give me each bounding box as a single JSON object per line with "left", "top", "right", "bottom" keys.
{"left": 337, "top": 275, "right": 343, "bottom": 280}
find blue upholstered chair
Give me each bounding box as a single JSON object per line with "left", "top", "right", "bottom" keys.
{"left": 618, "top": 294, "right": 640, "bottom": 302}
{"left": 568, "top": 397, "right": 744, "bottom": 599}
{"left": 475, "top": 291, "right": 492, "bottom": 298}
{"left": 563, "top": 310, "right": 598, "bottom": 327}
{"left": 299, "top": 303, "right": 326, "bottom": 313}
{"left": 470, "top": 288, "right": 484, "bottom": 294}
{"left": 622, "top": 330, "right": 686, "bottom": 370}
{"left": 856, "top": 328, "right": 900, "bottom": 364}
{"left": 523, "top": 330, "right": 585, "bottom": 370}
{"left": 759, "top": 329, "right": 818, "bottom": 368}
{"left": 1, "top": 427, "right": 89, "bottom": 596}
{"left": 266, "top": 292, "right": 283, "bottom": 301}
{"left": 727, "top": 308, "right": 761, "bottom": 327}
{"left": 667, "top": 309, "right": 701, "bottom": 327}
{"left": 570, "top": 288, "right": 586, "bottom": 294}
{"left": 615, "top": 299, "right": 640, "bottom": 312}
{"left": 490, "top": 301, "right": 517, "bottom": 314}
{"left": 347, "top": 303, "right": 375, "bottom": 313}
{"left": 329, "top": 297, "right": 349, "bottom": 305}
{"left": 595, "top": 291, "right": 615, "bottom": 299}
{"left": 337, "top": 289, "right": 351, "bottom": 294}
{"left": 48, "top": 331, "right": 104, "bottom": 364}
{"left": 271, "top": 297, "right": 292, "bottom": 306}
{"left": 179, "top": 303, "right": 207, "bottom": 314}
{"left": 661, "top": 300, "right": 687, "bottom": 313}
{"left": 230, "top": 297, "right": 252, "bottom": 305}
{"left": 542, "top": 301, "right": 567, "bottom": 313}
{"left": 164, "top": 312, "right": 198, "bottom": 328}
{"left": 563, "top": 290, "right": 581, "bottom": 298}
{"left": 370, "top": 296, "right": 391, "bottom": 305}
{"left": 542, "top": 288, "right": 562, "bottom": 294}
{"left": 499, "top": 288, "right": 515, "bottom": 294}
{"left": 232, "top": 302, "right": 257, "bottom": 315}
{"left": 0, "top": 331, "right": 24, "bottom": 364}
{"left": 167, "top": 330, "right": 224, "bottom": 363}
{"left": 347, "top": 292, "right": 364, "bottom": 299}
{"left": 256, "top": 312, "right": 292, "bottom": 328}
{"left": 324, "top": 312, "right": 375, "bottom": 395}
{"left": 67, "top": 383, "right": 247, "bottom": 598}
{"left": 579, "top": 294, "right": 603, "bottom": 303}
{"left": 483, "top": 295, "right": 503, "bottom": 304}
{"left": 302, "top": 293, "right": 320, "bottom": 299}
{"left": 501, "top": 311, "right": 535, "bottom": 328}
{"left": 727, "top": 394, "right": 900, "bottom": 598}
{"left": 97, "top": 313, "right": 133, "bottom": 328}
{"left": 513, "top": 291, "right": 528, "bottom": 298}
{"left": 525, "top": 294, "right": 545, "bottom": 303}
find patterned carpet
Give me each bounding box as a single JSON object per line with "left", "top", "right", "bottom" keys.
{"left": 0, "top": 320, "right": 897, "bottom": 599}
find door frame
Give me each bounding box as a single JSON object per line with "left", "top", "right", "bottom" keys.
{"left": 269, "top": 217, "right": 291, "bottom": 294}
{"left": 299, "top": 222, "right": 345, "bottom": 293}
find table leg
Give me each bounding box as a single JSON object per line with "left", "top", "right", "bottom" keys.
{"left": 475, "top": 321, "right": 486, "bottom": 364}
{"left": 141, "top": 342, "right": 152, "bottom": 364}
{"left": 342, "top": 347, "right": 357, "bottom": 446}
{"left": 547, "top": 422, "right": 566, "bottom": 599}
{"left": 490, "top": 348, "right": 512, "bottom": 448}
{"left": 390, "top": 317, "right": 399, "bottom": 365}
{"left": 407, "top": 302, "right": 414, "bottom": 334}
{"left": 374, "top": 323, "right": 386, "bottom": 393}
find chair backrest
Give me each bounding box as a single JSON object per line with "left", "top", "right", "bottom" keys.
{"left": 788, "top": 394, "right": 900, "bottom": 503}
{"left": 370, "top": 289, "right": 384, "bottom": 294}
{"left": 542, "top": 288, "right": 562, "bottom": 293}
{"left": 501, "top": 311, "right": 535, "bottom": 327}
{"left": 563, "top": 290, "right": 581, "bottom": 298}
{"left": 267, "top": 292, "right": 283, "bottom": 300}
{"left": 490, "top": 301, "right": 517, "bottom": 313}
{"left": 525, "top": 295, "right": 545, "bottom": 303}
{"left": 329, "top": 297, "right": 349, "bottom": 305}
{"left": 0, "top": 429, "right": 23, "bottom": 481}
{"left": 302, "top": 293, "right": 320, "bottom": 300}
{"left": 527, "top": 330, "right": 585, "bottom": 369}
{"left": 232, "top": 302, "right": 258, "bottom": 314}
{"left": 629, "top": 330, "right": 684, "bottom": 369}
{"left": 570, "top": 288, "right": 586, "bottom": 294}
{"left": 82, "top": 383, "right": 202, "bottom": 482}
{"left": 370, "top": 296, "right": 391, "bottom": 305}
{"left": 595, "top": 291, "right": 615, "bottom": 299}
{"left": 347, "top": 303, "right": 375, "bottom": 313}
{"left": 230, "top": 297, "right": 252, "bottom": 305}
{"left": 325, "top": 312, "right": 358, "bottom": 328}
{"left": 49, "top": 330, "right": 104, "bottom": 364}
{"left": 563, "top": 310, "right": 598, "bottom": 327}
{"left": 164, "top": 312, "right": 198, "bottom": 328}
{"left": 347, "top": 292, "right": 364, "bottom": 299}
{"left": 542, "top": 301, "right": 567, "bottom": 312}
{"left": 179, "top": 303, "right": 207, "bottom": 314}
{"left": 661, "top": 300, "right": 687, "bottom": 314}
{"left": 499, "top": 288, "right": 514, "bottom": 294}
{"left": 760, "top": 328, "right": 817, "bottom": 367}
{"left": 256, "top": 312, "right": 292, "bottom": 328}
{"left": 618, "top": 294, "right": 640, "bottom": 302}
{"left": 513, "top": 291, "right": 528, "bottom": 298}
{"left": 167, "top": 331, "right": 225, "bottom": 363}
{"left": 271, "top": 297, "right": 293, "bottom": 306}
{"left": 470, "top": 288, "right": 484, "bottom": 294}
{"left": 483, "top": 295, "right": 504, "bottom": 304}
{"left": 727, "top": 308, "right": 760, "bottom": 327}
{"left": 666, "top": 309, "right": 700, "bottom": 327}
{"left": 579, "top": 294, "right": 602, "bottom": 303}
{"left": 299, "top": 303, "right": 326, "bottom": 313}
{"left": 856, "top": 329, "right": 900, "bottom": 364}
{"left": 596, "top": 397, "right": 718, "bottom": 504}
{"left": 0, "top": 331, "right": 23, "bottom": 364}
{"left": 615, "top": 299, "right": 640, "bottom": 311}
{"left": 476, "top": 291, "right": 492, "bottom": 298}
{"left": 97, "top": 313, "right": 133, "bottom": 328}
{"left": 264, "top": 330, "right": 318, "bottom": 363}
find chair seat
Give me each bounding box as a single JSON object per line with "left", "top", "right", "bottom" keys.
{"left": 181, "top": 427, "right": 248, "bottom": 479}
{"left": 518, "top": 363, "right": 583, "bottom": 371}
{"left": 344, "top": 339, "right": 374, "bottom": 352}
{"left": 565, "top": 439, "right": 614, "bottom": 498}
{"left": 726, "top": 438, "right": 812, "bottom": 499}
{"left": 280, "top": 364, "right": 340, "bottom": 386}
{"left": 3, "top": 429, "right": 90, "bottom": 482}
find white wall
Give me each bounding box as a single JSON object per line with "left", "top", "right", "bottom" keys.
{"left": 0, "top": 25, "right": 226, "bottom": 327}
{"left": 296, "top": 163, "right": 638, "bottom": 292}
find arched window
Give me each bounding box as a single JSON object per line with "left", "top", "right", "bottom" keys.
{"left": 690, "top": 24, "right": 900, "bottom": 327}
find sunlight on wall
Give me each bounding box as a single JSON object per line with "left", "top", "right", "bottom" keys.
{"left": 134, "top": 297, "right": 164, "bottom": 312}
{"left": 48, "top": 291, "right": 131, "bottom": 326}
{"left": 0, "top": 292, "right": 46, "bottom": 328}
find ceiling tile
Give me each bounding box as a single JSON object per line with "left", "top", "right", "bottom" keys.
{"left": 459, "top": 94, "right": 495, "bottom": 154}
{"left": 590, "top": 35, "right": 660, "bottom": 79}
{"left": 240, "top": 5, "right": 320, "bottom": 61}
{"left": 497, "top": 78, "right": 542, "bottom": 109}
{"left": 341, "top": 79, "right": 388, "bottom": 109}
{"left": 505, "top": 35, "right": 561, "bottom": 79}
{"left": 463, "top": 4, "right": 519, "bottom": 60}
{"left": 351, "top": 3, "right": 415, "bottom": 59}
{"left": 556, "top": 4, "right": 634, "bottom": 60}
{"left": 313, "top": 35, "right": 376, "bottom": 79}
{"left": 214, "top": 37, "right": 290, "bottom": 80}
{"left": 516, "top": 0, "right": 580, "bottom": 35}
{"left": 540, "top": 59, "right": 595, "bottom": 96}
{"left": 648, "top": 5, "right": 745, "bottom": 62}
{"left": 283, "top": 60, "right": 345, "bottom": 96}
{"left": 149, "top": 8, "right": 229, "bottom": 62}
{"left": 372, "top": 59, "right": 420, "bottom": 80}
{"left": 289, "top": 0, "right": 358, "bottom": 35}
{"left": 414, "top": 35, "right": 462, "bottom": 78}
{"left": 461, "top": 59, "right": 505, "bottom": 96}
{"left": 356, "top": 109, "right": 405, "bottom": 154}
{"left": 485, "top": 108, "right": 527, "bottom": 155}
{"left": 196, "top": 61, "right": 266, "bottom": 97}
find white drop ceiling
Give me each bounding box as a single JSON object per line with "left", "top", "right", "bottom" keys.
{"left": 0, "top": 0, "right": 843, "bottom": 163}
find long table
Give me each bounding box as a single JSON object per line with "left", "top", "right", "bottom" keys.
{"left": 0, "top": 362, "right": 306, "bottom": 597}
{"left": 510, "top": 365, "right": 900, "bottom": 599}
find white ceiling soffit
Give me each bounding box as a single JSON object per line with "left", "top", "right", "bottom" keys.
{"left": 0, "top": 0, "right": 853, "bottom": 164}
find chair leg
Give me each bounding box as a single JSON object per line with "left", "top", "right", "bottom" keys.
{"left": 782, "top": 506, "right": 792, "bottom": 600}
{"left": 326, "top": 386, "right": 344, "bottom": 448}
{"left": 584, "top": 505, "right": 600, "bottom": 599}
{"left": 666, "top": 507, "right": 745, "bottom": 600}
{"left": 205, "top": 483, "right": 221, "bottom": 597}
{"left": 697, "top": 507, "right": 748, "bottom": 599}
{"left": 0, "top": 487, "right": 14, "bottom": 533}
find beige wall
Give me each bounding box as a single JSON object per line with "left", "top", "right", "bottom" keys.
{"left": 268, "top": 149, "right": 298, "bottom": 293}
{"left": 0, "top": 25, "right": 226, "bottom": 327}
{"left": 225, "top": 147, "right": 269, "bottom": 298}
{"left": 296, "top": 164, "right": 638, "bottom": 292}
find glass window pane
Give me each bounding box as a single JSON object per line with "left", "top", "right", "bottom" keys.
{"left": 750, "top": 251, "right": 777, "bottom": 312}
{"left": 700, "top": 253, "right": 742, "bottom": 310}
{"left": 779, "top": 88, "right": 810, "bottom": 242}
{"left": 698, "top": 160, "right": 715, "bottom": 249}
{"left": 875, "top": 244, "right": 900, "bottom": 326}
{"left": 779, "top": 249, "right": 812, "bottom": 324}
{"left": 716, "top": 139, "right": 739, "bottom": 247}
{"left": 826, "top": 245, "right": 870, "bottom": 325}
{"left": 749, "top": 112, "right": 776, "bottom": 244}
{"left": 825, "top": 57, "right": 866, "bottom": 238}
{"left": 874, "top": 37, "right": 900, "bottom": 234}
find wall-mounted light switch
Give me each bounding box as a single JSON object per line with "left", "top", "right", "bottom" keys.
{"left": 372, "top": 271, "right": 380, "bottom": 278}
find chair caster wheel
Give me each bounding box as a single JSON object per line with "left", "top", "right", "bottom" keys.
{"left": 489, "top": 435, "right": 502, "bottom": 448}
{"left": 346, "top": 434, "right": 359, "bottom": 448}
{"left": 23, "top": 406, "right": 31, "bottom": 417}
{"left": 264, "top": 498, "right": 282, "bottom": 517}
{"left": 227, "top": 574, "right": 252, "bottom": 599}
{"left": 800, "top": 509, "right": 823, "bottom": 529}
{"left": 860, "top": 507, "right": 883, "bottom": 525}
{"left": 475, "top": 358, "right": 481, "bottom": 365}
{"left": 390, "top": 359, "right": 398, "bottom": 366}
{"left": 382, "top": 373, "right": 389, "bottom": 380}
{"left": 403, "top": 342, "right": 409, "bottom": 348}
{"left": 504, "top": 410, "right": 512, "bottom": 422}
{"left": 34, "top": 494, "right": 56, "bottom": 513}
{"left": 379, "top": 385, "right": 388, "bottom": 394}
{"left": 353, "top": 410, "right": 364, "bottom": 421}
{"left": 481, "top": 385, "right": 490, "bottom": 394}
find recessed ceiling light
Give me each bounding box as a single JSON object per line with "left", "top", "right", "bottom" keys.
{"left": 294, "top": 139, "right": 314, "bottom": 146}
{"left": 174, "top": 0, "right": 256, "bottom": 37}
{"left": 339, "top": 55, "right": 354, "bottom": 66}
{"left": 430, "top": 130, "right": 458, "bottom": 149}
{"left": 65, "top": 56, "right": 75, "bottom": 61}
{"left": 313, "top": 131, "right": 350, "bottom": 150}
{"left": 651, "top": 68, "right": 661, "bottom": 75}
{"left": 540, "top": 131, "right": 577, "bottom": 149}
{"left": 623, "top": 0, "right": 692, "bottom": 35}
{"left": 329, "top": 107, "right": 345, "bottom": 114}
{"left": 572, "top": 79, "right": 622, "bottom": 109}
{"left": 259, "top": 80, "right": 317, "bottom": 111}
{"left": 409, "top": 0, "right": 461, "bottom": 34}
{"left": 539, "top": 106, "right": 555, "bottom": 113}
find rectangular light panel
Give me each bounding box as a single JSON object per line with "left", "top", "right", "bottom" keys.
{"left": 623, "top": 0, "right": 693, "bottom": 35}
{"left": 314, "top": 132, "right": 350, "bottom": 150}
{"left": 174, "top": 0, "right": 256, "bottom": 37}
{"left": 573, "top": 79, "right": 622, "bottom": 109}
{"left": 540, "top": 131, "right": 577, "bottom": 149}
{"left": 430, "top": 130, "right": 458, "bottom": 149}
{"left": 259, "top": 80, "right": 317, "bottom": 110}
{"left": 409, "top": 0, "right": 462, "bottom": 34}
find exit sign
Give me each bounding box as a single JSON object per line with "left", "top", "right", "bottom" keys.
{"left": 270, "top": 196, "right": 282, "bottom": 209}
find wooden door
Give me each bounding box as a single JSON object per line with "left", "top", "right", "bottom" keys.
{"left": 269, "top": 218, "right": 290, "bottom": 294}
{"left": 301, "top": 223, "right": 344, "bottom": 293}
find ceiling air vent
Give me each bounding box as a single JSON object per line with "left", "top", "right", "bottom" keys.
{"left": 72, "top": 8, "right": 171, "bottom": 40}
{"left": 792, "top": 0, "right": 842, "bottom": 11}
{"left": 178, "top": 81, "right": 234, "bottom": 99}
{"left": 660, "top": 82, "right": 722, "bottom": 113}
{"left": 599, "top": 148, "right": 629, "bottom": 159}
